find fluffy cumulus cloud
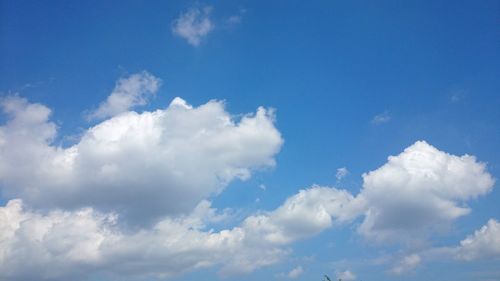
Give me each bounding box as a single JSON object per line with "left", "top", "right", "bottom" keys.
{"left": 354, "top": 141, "right": 495, "bottom": 243}
{"left": 242, "top": 186, "right": 359, "bottom": 245}
{"left": 0, "top": 198, "right": 288, "bottom": 280}
{"left": 0, "top": 186, "right": 361, "bottom": 280}
{"left": 172, "top": 6, "right": 214, "bottom": 46}
{"left": 0, "top": 199, "right": 117, "bottom": 281}
{"left": 0, "top": 86, "right": 282, "bottom": 224}
{"left": 0, "top": 185, "right": 360, "bottom": 280}
{"left": 87, "top": 71, "right": 161, "bottom": 120}
{"left": 454, "top": 219, "right": 500, "bottom": 261}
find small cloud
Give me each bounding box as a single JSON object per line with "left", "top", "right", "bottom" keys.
{"left": 255, "top": 197, "right": 260, "bottom": 203}
{"left": 172, "top": 5, "right": 214, "bottom": 46}
{"left": 287, "top": 266, "right": 304, "bottom": 279}
{"left": 259, "top": 184, "right": 267, "bottom": 190}
{"left": 336, "top": 167, "right": 349, "bottom": 181}
{"left": 224, "top": 8, "right": 246, "bottom": 26}
{"left": 225, "top": 15, "right": 242, "bottom": 25}
{"left": 336, "top": 270, "right": 357, "bottom": 280}
{"left": 454, "top": 219, "right": 500, "bottom": 261}
{"left": 389, "top": 254, "right": 421, "bottom": 275}
{"left": 86, "top": 71, "right": 161, "bottom": 120}
{"left": 371, "top": 111, "right": 391, "bottom": 125}
{"left": 450, "top": 89, "right": 467, "bottom": 103}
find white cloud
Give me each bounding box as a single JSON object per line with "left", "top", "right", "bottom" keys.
{"left": 225, "top": 15, "right": 242, "bottom": 25}
{"left": 172, "top": 6, "right": 214, "bottom": 46}
{"left": 355, "top": 141, "right": 495, "bottom": 243}
{"left": 384, "top": 219, "right": 500, "bottom": 274}
{"left": 287, "top": 266, "right": 303, "bottom": 279}
{"left": 0, "top": 186, "right": 357, "bottom": 280}
{"left": 242, "top": 186, "right": 358, "bottom": 245}
{"left": 0, "top": 93, "right": 283, "bottom": 224}
{"left": 336, "top": 167, "right": 349, "bottom": 181}
{"left": 87, "top": 71, "right": 161, "bottom": 120}
{"left": 371, "top": 111, "right": 391, "bottom": 124}
{"left": 1, "top": 89, "right": 496, "bottom": 281}
{"left": 455, "top": 219, "right": 500, "bottom": 261}
{"left": 336, "top": 269, "right": 357, "bottom": 280}
{"left": 0, "top": 198, "right": 288, "bottom": 280}
{"left": 389, "top": 254, "right": 421, "bottom": 275}
{"left": 0, "top": 199, "right": 118, "bottom": 281}
{"left": 450, "top": 89, "right": 467, "bottom": 103}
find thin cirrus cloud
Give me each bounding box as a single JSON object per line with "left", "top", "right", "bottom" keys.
{"left": 0, "top": 71, "right": 497, "bottom": 280}
{"left": 172, "top": 6, "right": 214, "bottom": 46}
{"left": 371, "top": 111, "right": 391, "bottom": 125}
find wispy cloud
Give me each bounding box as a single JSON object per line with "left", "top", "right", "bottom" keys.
{"left": 172, "top": 6, "right": 214, "bottom": 46}
{"left": 225, "top": 15, "right": 242, "bottom": 25}
{"left": 336, "top": 167, "right": 349, "bottom": 181}
{"left": 389, "top": 254, "right": 421, "bottom": 275}
{"left": 371, "top": 111, "right": 391, "bottom": 125}
{"left": 450, "top": 88, "right": 468, "bottom": 103}
{"left": 287, "top": 266, "right": 304, "bottom": 279}
{"left": 336, "top": 269, "right": 357, "bottom": 280}
{"left": 224, "top": 8, "right": 245, "bottom": 26}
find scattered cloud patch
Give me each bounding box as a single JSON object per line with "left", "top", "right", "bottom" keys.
{"left": 259, "top": 184, "right": 267, "bottom": 190}
{"left": 224, "top": 8, "right": 245, "bottom": 27}
{"left": 87, "top": 71, "right": 161, "bottom": 120}
{"left": 336, "top": 167, "right": 349, "bottom": 181}
{"left": 389, "top": 254, "right": 421, "bottom": 275}
{"left": 450, "top": 89, "right": 468, "bottom": 103}
{"left": 172, "top": 6, "right": 214, "bottom": 46}
{"left": 336, "top": 269, "right": 357, "bottom": 280}
{"left": 371, "top": 111, "right": 391, "bottom": 125}
{"left": 287, "top": 266, "right": 304, "bottom": 279}
{"left": 384, "top": 219, "right": 500, "bottom": 274}
{"left": 225, "top": 15, "right": 242, "bottom": 25}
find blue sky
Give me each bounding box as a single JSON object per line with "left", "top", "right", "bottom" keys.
{"left": 0, "top": 1, "right": 499, "bottom": 281}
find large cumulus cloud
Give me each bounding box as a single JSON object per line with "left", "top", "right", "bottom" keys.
{"left": 0, "top": 93, "right": 282, "bottom": 224}
{"left": 355, "top": 141, "right": 495, "bottom": 244}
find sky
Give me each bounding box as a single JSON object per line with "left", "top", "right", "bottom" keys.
{"left": 0, "top": 1, "right": 499, "bottom": 281}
